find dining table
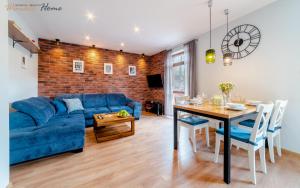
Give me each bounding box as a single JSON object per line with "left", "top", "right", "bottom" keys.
{"left": 173, "top": 102, "right": 257, "bottom": 184}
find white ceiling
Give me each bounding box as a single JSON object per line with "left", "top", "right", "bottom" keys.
{"left": 12, "top": 0, "right": 277, "bottom": 55}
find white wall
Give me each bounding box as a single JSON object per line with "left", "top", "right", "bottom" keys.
{"left": 0, "top": 0, "right": 10, "bottom": 187}
{"left": 8, "top": 12, "right": 38, "bottom": 103}
{"left": 197, "top": 0, "right": 300, "bottom": 153}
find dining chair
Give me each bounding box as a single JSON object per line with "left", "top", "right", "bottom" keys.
{"left": 214, "top": 103, "right": 274, "bottom": 184}
{"left": 238, "top": 100, "right": 288, "bottom": 163}
{"left": 175, "top": 96, "right": 210, "bottom": 152}
{"left": 267, "top": 100, "right": 288, "bottom": 163}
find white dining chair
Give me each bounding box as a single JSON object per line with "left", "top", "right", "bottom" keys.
{"left": 175, "top": 96, "right": 210, "bottom": 153}
{"left": 214, "top": 103, "right": 274, "bottom": 184}
{"left": 267, "top": 100, "right": 288, "bottom": 163}
{"left": 238, "top": 100, "right": 288, "bottom": 163}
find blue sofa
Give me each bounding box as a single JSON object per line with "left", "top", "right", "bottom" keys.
{"left": 10, "top": 97, "right": 85, "bottom": 165}
{"left": 10, "top": 93, "right": 141, "bottom": 165}
{"left": 54, "top": 93, "right": 142, "bottom": 127}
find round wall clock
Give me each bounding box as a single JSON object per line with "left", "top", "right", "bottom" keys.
{"left": 221, "top": 24, "right": 261, "bottom": 59}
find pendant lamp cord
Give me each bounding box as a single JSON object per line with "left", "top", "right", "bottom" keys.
{"left": 209, "top": 5, "right": 212, "bottom": 48}
{"left": 226, "top": 10, "right": 229, "bottom": 42}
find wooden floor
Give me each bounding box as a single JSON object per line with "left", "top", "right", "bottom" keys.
{"left": 11, "top": 114, "right": 300, "bottom": 188}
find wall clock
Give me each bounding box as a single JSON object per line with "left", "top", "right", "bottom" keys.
{"left": 221, "top": 24, "right": 261, "bottom": 59}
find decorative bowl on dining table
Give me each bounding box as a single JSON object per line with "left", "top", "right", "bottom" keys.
{"left": 225, "top": 102, "right": 247, "bottom": 111}
{"left": 245, "top": 100, "right": 263, "bottom": 106}
{"left": 189, "top": 98, "right": 203, "bottom": 105}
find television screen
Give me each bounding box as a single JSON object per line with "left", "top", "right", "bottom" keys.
{"left": 147, "top": 74, "right": 163, "bottom": 88}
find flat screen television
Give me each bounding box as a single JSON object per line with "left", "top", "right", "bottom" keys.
{"left": 147, "top": 74, "right": 163, "bottom": 88}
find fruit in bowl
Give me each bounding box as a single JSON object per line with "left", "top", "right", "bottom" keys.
{"left": 117, "top": 110, "right": 130, "bottom": 117}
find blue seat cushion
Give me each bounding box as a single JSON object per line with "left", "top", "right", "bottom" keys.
{"left": 83, "top": 94, "right": 107, "bottom": 108}
{"left": 84, "top": 107, "right": 111, "bottom": 119}
{"left": 106, "top": 93, "right": 127, "bottom": 106}
{"left": 267, "top": 126, "right": 282, "bottom": 133}
{"left": 216, "top": 126, "right": 265, "bottom": 146}
{"left": 9, "top": 112, "right": 36, "bottom": 130}
{"left": 12, "top": 97, "right": 55, "bottom": 126}
{"left": 178, "top": 116, "right": 209, "bottom": 126}
{"left": 10, "top": 114, "right": 85, "bottom": 151}
{"left": 108, "top": 106, "right": 133, "bottom": 114}
{"left": 239, "top": 119, "right": 263, "bottom": 129}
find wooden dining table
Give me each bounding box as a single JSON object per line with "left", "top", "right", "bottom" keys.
{"left": 173, "top": 102, "right": 257, "bottom": 184}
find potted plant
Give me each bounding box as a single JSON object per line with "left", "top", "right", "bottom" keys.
{"left": 219, "top": 82, "right": 234, "bottom": 105}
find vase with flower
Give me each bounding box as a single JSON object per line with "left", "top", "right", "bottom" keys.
{"left": 219, "top": 82, "right": 234, "bottom": 105}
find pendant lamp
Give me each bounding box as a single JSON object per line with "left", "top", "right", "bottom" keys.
{"left": 206, "top": 0, "right": 215, "bottom": 64}
{"left": 223, "top": 9, "right": 233, "bottom": 66}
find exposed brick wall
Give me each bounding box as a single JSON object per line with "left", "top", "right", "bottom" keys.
{"left": 148, "top": 51, "right": 166, "bottom": 104}
{"left": 38, "top": 39, "right": 152, "bottom": 105}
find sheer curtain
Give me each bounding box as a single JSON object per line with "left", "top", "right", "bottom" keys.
{"left": 184, "top": 40, "right": 197, "bottom": 98}
{"left": 164, "top": 50, "right": 174, "bottom": 117}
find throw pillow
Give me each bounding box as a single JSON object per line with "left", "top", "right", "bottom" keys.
{"left": 63, "top": 98, "right": 84, "bottom": 113}
{"left": 51, "top": 100, "right": 67, "bottom": 114}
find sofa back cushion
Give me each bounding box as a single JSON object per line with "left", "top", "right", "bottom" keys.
{"left": 106, "top": 93, "right": 127, "bottom": 106}
{"left": 51, "top": 100, "right": 67, "bottom": 114}
{"left": 11, "top": 97, "right": 55, "bottom": 126}
{"left": 83, "top": 94, "right": 107, "bottom": 108}
{"left": 55, "top": 94, "right": 83, "bottom": 103}
{"left": 63, "top": 98, "right": 84, "bottom": 113}
{"left": 9, "top": 111, "right": 36, "bottom": 130}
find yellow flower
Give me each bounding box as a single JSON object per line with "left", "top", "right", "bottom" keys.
{"left": 219, "top": 82, "right": 234, "bottom": 94}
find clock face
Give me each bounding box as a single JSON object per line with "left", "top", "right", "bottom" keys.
{"left": 221, "top": 24, "right": 261, "bottom": 59}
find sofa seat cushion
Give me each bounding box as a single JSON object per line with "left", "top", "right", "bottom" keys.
{"left": 83, "top": 94, "right": 107, "bottom": 108}
{"left": 108, "top": 106, "right": 133, "bottom": 114}
{"left": 84, "top": 107, "right": 111, "bottom": 119}
{"left": 12, "top": 97, "right": 55, "bottom": 126}
{"left": 10, "top": 114, "right": 85, "bottom": 151}
{"left": 10, "top": 112, "right": 36, "bottom": 130}
{"left": 106, "top": 93, "right": 127, "bottom": 106}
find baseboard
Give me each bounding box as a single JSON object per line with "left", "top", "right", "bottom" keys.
{"left": 282, "top": 148, "right": 300, "bottom": 157}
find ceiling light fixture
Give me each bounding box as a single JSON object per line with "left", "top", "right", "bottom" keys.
{"left": 141, "top": 53, "right": 145, "bottom": 58}
{"left": 120, "top": 42, "right": 125, "bottom": 47}
{"left": 55, "top": 39, "right": 60, "bottom": 45}
{"left": 86, "top": 12, "right": 95, "bottom": 21}
{"left": 223, "top": 9, "right": 233, "bottom": 66}
{"left": 205, "top": 0, "right": 216, "bottom": 64}
{"left": 134, "top": 26, "right": 140, "bottom": 33}
{"left": 85, "top": 35, "right": 90, "bottom": 40}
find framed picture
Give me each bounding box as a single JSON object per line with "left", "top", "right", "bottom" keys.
{"left": 129, "top": 65, "right": 136, "bottom": 76}
{"left": 104, "top": 63, "right": 113, "bottom": 74}
{"left": 73, "top": 60, "right": 84, "bottom": 73}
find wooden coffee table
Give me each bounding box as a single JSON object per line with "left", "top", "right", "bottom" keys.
{"left": 93, "top": 113, "right": 135, "bottom": 143}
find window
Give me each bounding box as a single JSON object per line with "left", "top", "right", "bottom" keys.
{"left": 172, "top": 51, "right": 185, "bottom": 93}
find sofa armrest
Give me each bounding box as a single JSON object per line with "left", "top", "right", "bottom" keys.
{"left": 126, "top": 99, "right": 142, "bottom": 119}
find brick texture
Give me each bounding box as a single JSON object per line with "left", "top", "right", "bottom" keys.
{"left": 38, "top": 39, "right": 167, "bottom": 106}
{"left": 38, "top": 38, "right": 155, "bottom": 105}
